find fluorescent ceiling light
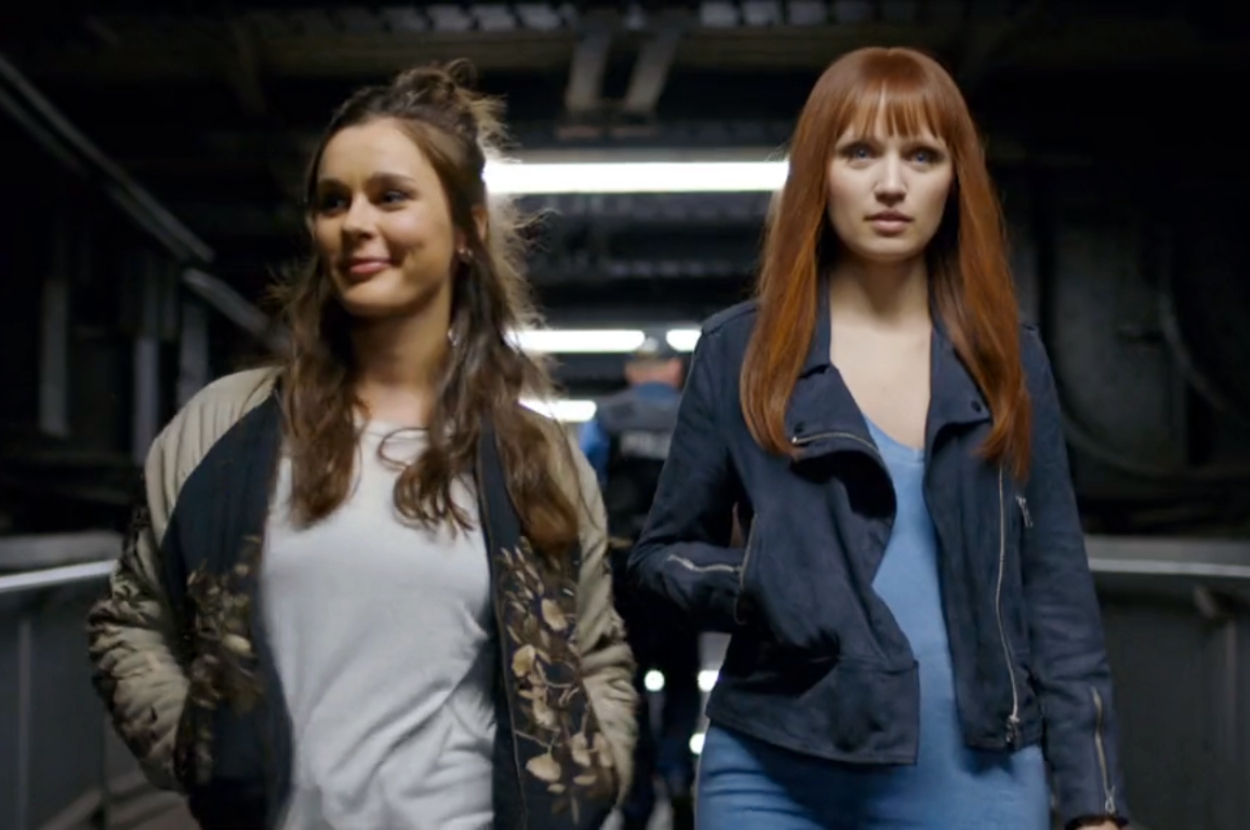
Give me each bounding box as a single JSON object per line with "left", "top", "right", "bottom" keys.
{"left": 665, "top": 328, "right": 701, "bottom": 352}
{"left": 521, "top": 398, "right": 597, "bottom": 423}
{"left": 511, "top": 329, "right": 646, "bottom": 354}
{"left": 511, "top": 328, "right": 700, "bottom": 355}
{"left": 485, "top": 160, "right": 787, "bottom": 195}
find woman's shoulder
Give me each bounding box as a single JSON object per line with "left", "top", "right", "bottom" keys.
{"left": 166, "top": 366, "right": 280, "bottom": 440}
{"left": 1016, "top": 321, "right": 1056, "bottom": 386}
{"left": 701, "top": 299, "right": 759, "bottom": 342}
{"left": 146, "top": 366, "right": 281, "bottom": 485}
{"left": 683, "top": 300, "right": 758, "bottom": 377}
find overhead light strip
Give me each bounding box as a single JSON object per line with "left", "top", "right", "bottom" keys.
{"left": 520, "top": 398, "right": 598, "bottom": 424}
{"left": 513, "top": 328, "right": 703, "bottom": 423}
{"left": 485, "top": 160, "right": 787, "bottom": 195}
{"left": 509, "top": 327, "right": 701, "bottom": 354}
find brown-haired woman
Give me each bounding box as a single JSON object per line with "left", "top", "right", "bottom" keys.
{"left": 87, "top": 61, "right": 636, "bottom": 830}
{"left": 630, "top": 47, "right": 1128, "bottom": 830}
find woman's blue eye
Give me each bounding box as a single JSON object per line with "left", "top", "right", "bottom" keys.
{"left": 382, "top": 190, "right": 408, "bottom": 203}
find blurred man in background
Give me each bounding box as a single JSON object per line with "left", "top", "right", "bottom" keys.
{"left": 580, "top": 334, "right": 698, "bottom": 830}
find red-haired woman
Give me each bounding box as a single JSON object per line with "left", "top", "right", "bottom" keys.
{"left": 630, "top": 47, "right": 1127, "bottom": 830}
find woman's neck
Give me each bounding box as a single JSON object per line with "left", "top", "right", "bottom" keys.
{"left": 827, "top": 254, "right": 931, "bottom": 331}
{"left": 350, "top": 304, "right": 450, "bottom": 427}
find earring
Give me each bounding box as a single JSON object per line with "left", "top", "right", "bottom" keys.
{"left": 457, "top": 248, "right": 472, "bottom": 263}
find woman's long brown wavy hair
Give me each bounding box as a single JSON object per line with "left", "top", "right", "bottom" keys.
{"left": 268, "top": 60, "right": 580, "bottom": 557}
{"left": 741, "top": 46, "right": 1031, "bottom": 478}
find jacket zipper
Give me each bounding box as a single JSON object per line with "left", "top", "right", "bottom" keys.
{"left": 1091, "top": 687, "right": 1117, "bottom": 815}
{"left": 476, "top": 453, "right": 530, "bottom": 827}
{"left": 790, "top": 430, "right": 881, "bottom": 458}
{"left": 667, "top": 555, "right": 739, "bottom": 575}
{"left": 995, "top": 469, "right": 1021, "bottom": 746}
{"left": 1016, "top": 494, "right": 1033, "bottom": 528}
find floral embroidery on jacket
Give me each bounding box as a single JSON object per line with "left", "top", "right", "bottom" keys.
{"left": 496, "top": 538, "right": 617, "bottom": 822}
{"left": 175, "top": 535, "right": 265, "bottom": 786}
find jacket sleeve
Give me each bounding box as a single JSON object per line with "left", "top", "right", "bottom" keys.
{"left": 566, "top": 440, "right": 639, "bottom": 806}
{"left": 628, "top": 328, "right": 745, "bottom": 632}
{"left": 1020, "top": 329, "right": 1129, "bottom": 828}
{"left": 86, "top": 433, "right": 190, "bottom": 792}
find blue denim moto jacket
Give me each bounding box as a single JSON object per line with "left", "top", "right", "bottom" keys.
{"left": 629, "top": 297, "right": 1129, "bottom": 828}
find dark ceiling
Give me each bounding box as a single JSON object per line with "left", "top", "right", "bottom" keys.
{"left": 3, "top": 0, "right": 1248, "bottom": 393}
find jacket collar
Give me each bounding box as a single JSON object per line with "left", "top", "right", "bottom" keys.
{"left": 786, "top": 280, "right": 991, "bottom": 458}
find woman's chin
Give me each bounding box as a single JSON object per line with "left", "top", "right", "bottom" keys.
{"left": 339, "top": 297, "right": 404, "bottom": 319}
{"left": 335, "top": 280, "right": 442, "bottom": 321}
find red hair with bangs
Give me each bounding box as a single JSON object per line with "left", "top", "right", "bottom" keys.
{"left": 741, "top": 46, "right": 1031, "bottom": 478}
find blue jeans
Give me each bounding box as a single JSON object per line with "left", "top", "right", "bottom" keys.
{"left": 695, "top": 725, "right": 1049, "bottom": 830}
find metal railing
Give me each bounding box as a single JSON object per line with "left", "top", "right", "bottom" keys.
{"left": 0, "top": 531, "right": 193, "bottom": 830}
{"left": 1, "top": 558, "right": 114, "bottom": 830}
{"left": 3, "top": 529, "right": 1246, "bottom": 830}
{"left": 0, "top": 561, "right": 115, "bottom": 598}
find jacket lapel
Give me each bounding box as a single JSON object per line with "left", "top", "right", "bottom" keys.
{"left": 476, "top": 418, "right": 617, "bottom": 830}
{"left": 784, "top": 283, "right": 992, "bottom": 464}
{"left": 168, "top": 391, "right": 289, "bottom": 825}
{"left": 925, "top": 320, "right": 993, "bottom": 454}
{"left": 784, "top": 282, "right": 880, "bottom": 463}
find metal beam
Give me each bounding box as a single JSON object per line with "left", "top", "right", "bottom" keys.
{"left": 564, "top": 9, "right": 617, "bottom": 115}
{"left": 0, "top": 51, "right": 214, "bottom": 264}
{"left": 181, "top": 268, "right": 286, "bottom": 352}
{"left": 39, "top": 212, "right": 71, "bottom": 438}
{"left": 621, "top": 9, "right": 691, "bottom": 115}
{"left": 0, "top": 50, "right": 283, "bottom": 352}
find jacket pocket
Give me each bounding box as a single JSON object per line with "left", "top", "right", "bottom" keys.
{"left": 715, "top": 654, "right": 920, "bottom": 762}
{"left": 822, "top": 658, "right": 919, "bottom": 757}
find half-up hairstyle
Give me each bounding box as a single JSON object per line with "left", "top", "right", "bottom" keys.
{"left": 268, "top": 59, "right": 580, "bottom": 558}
